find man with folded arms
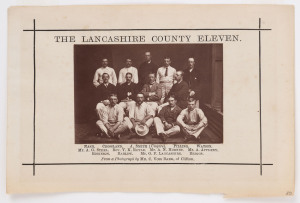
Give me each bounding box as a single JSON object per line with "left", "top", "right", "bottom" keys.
{"left": 118, "top": 72, "right": 138, "bottom": 113}
{"left": 154, "top": 95, "right": 182, "bottom": 142}
{"left": 141, "top": 72, "right": 162, "bottom": 112}
{"left": 177, "top": 97, "right": 208, "bottom": 142}
{"left": 126, "top": 93, "right": 155, "bottom": 135}
{"left": 96, "top": 94, "right": 128, "bottom": 139}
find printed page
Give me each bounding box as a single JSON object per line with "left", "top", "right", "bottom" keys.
{"left": 6, "top": 5, "right": 294, "bottom": 197}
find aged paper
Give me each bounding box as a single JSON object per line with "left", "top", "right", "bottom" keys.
{"left": 6, "top": 5, "right": 294, "bottom": 197}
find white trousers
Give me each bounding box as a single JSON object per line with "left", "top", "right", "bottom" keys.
{"left": 157, "top": 100, "right": 200, "bottom": 113}
{"left": 125, "top": 117, "right": 154, "bottom": 130}
{"left": 157, "top": 102, "right": 169, "bottom": 113}
{"left": 145, "top": 102, "right": 158, "bottom": 113}
{"left": 119, "top": 101, "right": 135, "bottom": 111}
{"left": 153, "top": 117, "right": 180, "bottom": 137}
{"left": 181, "top": 124, "right": 207, "bottom": 138}
{"left": 96, "top": 120, "right": 128, "bottom": 135}
{"left": 95, "top": 102, "right": 109, "bottom": 120}
{"left": 160, "top": 82, "right": 173, "bottom": 103}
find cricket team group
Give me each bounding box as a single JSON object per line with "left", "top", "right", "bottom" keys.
{"left": 93, "top": 52, "right": 208, "bottom": 142}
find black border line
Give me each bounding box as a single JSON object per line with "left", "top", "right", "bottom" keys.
{"left": 25, "top": 19, "right": 269, "bottom": 176}
{"left": 22, "top": 163, "right": 273, "bottom": 166}
{"left": 259, "top": 18, "right": 263, "bottom": 176}
{"left": 23, "top": 28, "right": 271, "bottom": 31}
{"left": 33, "top": 19, "right": 36, "bottom": 176}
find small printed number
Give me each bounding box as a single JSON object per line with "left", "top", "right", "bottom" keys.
{"left": 286, "top": 191, "right": 292, "bottom": 196}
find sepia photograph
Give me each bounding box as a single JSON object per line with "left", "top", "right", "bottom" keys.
{"left": 74, "top": 44, "right": 223, "bottom": 144}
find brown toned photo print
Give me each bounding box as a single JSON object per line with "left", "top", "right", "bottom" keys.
{"left": 74, "top": 44, "right": 223, "bottom": 144}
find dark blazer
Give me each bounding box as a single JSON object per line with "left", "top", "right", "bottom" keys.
{"left": 158, "top": 105, "right": 182, "bottom": 125}
{"left": 96, "top": 83, "right": 116, "bottom": 102}
{"left": 141, "top": 82, "right": 162, "bottom": 102}
{"left": 183, "top": 68, "right": 201, "bottom": 100}
{"left": 167, "top": 80, "right": 189, "bottom": 109}
{"left": 117, "top": 82, "right": 138, "bottom": 101}
{"left": 138, "top": 61, "right": 159, "bottom": 87}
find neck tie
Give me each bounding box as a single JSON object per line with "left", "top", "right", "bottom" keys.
{"left": 165, "top": 67, "right": 168, "bottom": 76}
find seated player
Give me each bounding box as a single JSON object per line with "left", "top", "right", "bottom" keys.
{"left": 96, "top": 94, "right": 128, "bottom": 139}
{"left": 153, "top": 95, "right": 182, "bottom": 142}
{"left": 95, "top": 73, "right": 117, "bottom": 120}
{"left": 126, "top": 93, "right": 155, "bottom": 136}
{"left": 141, "top": 73, "right": 162, "bottom": 113}
{"left": 177, "top": 97, "right": 208, "bottom": 142}
{"left": 118, "top": 72, "right": 138, "bottom": 114}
